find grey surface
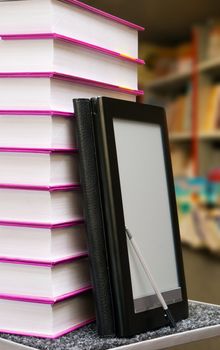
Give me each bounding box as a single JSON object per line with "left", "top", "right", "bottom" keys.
{"left": 175, "top": 247, "right": 220, "bottom": 350}
{"left": 0, "top": 301, "right": 220, "bottom": 350}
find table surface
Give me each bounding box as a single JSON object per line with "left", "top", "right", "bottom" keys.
{"left": 0, "top": 301, "right": 220, "bottom": 350}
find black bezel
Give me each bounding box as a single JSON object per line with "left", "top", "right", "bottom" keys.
{"left": 91, "top": 97, "right": 188, "bottom": 337}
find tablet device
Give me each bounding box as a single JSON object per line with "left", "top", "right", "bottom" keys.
{"left": 74, "top": 97, "right": 188, "bottom": 337}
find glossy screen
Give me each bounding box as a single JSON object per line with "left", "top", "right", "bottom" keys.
{"left": 113, "top": 118, "right": 182, "bottom": 313}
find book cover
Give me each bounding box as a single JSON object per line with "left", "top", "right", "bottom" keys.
{"left": 74, "top": 98, "right": 115, "bottom": 336}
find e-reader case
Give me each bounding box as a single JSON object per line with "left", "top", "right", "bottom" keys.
{"left": 74, "top": 97, "right": 188, "bottom": 337}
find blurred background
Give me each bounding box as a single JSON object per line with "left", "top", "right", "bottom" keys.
{"left": 85, "top": 1, "right": 220, "bottom": 348}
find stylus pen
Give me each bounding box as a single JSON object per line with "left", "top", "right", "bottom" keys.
{"left": 125, "top": 227, "right": 176, "bottom": 328}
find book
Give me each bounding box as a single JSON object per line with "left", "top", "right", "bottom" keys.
{"left": 0, "top": 187, "right": 83, "bottom": 225}
{"left": 0, "top": 34, "right": 143, "bottom": 90}
{"left": 0, "top": 0, "right": 144, "bottom": 57}
{"left": 167, "top": 92, "right": 192, "bottom": 134}
{"left": 179, "top": 209, "right": 206, "bottom": 249}
{"left": 170, "top": 146, "right": 192, "bottom": 177}
{"left": 0, "top": 290, "right": 94, "bottom": 338}
{"left": 167, "top": 95, "right": 186, "bottom": 133}
{"left": 0, "top": 111, "right": 76, "bottom": 149}
{"left": 0, "top": 257, "right": 90, "bottom": 299}
{"left": 207, "top": 23, "right": 220, "bottom": 60}
{"left": 0, "top": 149, "right": 79, "bottom": 187}
{"left": 0, "top": 73, "right": 141, "bottom": 112}
{"left": 203, "top": 84, "right": 220, "bottom": 131}
{"left": 175, "top": 42, "right": 193, "bottom": 74}
{"left": 0, "top": 224, "right": 87, "bottom": 262}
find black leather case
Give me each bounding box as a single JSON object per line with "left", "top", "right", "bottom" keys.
{"left": 73, "top": 98, "right": 115, "bottom": 336}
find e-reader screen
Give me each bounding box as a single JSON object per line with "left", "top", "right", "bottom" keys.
{"left": 113, "top": 118, "right": 182, "bottom": 313}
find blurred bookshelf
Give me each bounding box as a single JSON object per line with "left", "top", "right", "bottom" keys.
{"left": 139, "top": 20, "right": 220, "bottom": 255}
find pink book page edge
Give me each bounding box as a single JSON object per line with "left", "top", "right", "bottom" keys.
{"left": 0, "top": 147, "right": 78, "bottom": 153}
{"left": 62, "top": 0, "right": 144, "bottom": 31}
{"left": 0, "top": 252, "right": 88, "bottom": 267}
{"left": 0, "top": 183, "right": 81, "bottom": 191}
{"left": 0, "top": 110, "right": 74, "bottom": 117}
{"left": 0, "top": 285, "right": 92, "bottom": 304}
{"left": 0, "top": 72, "right": 144, "bottom": 96}
{"left": 0, "top": 286, "right": 92, "bottom": 306}
{"left": 0, "top": 219, "right": 85, "bottom": 229}
{"left": 0, "top": 33, "right": 145, "bottom": 65}
{"left": 0, "top": 317, "right": 95, "bottom": 339}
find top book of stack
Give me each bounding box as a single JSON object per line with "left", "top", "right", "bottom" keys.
{"left": 0, "top": 0, "right": 144, "bottom": 58}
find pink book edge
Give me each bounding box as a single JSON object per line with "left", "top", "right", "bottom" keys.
{"left": 0, "top": 110, "right": 74, "bottom": 117}
{"left": 0, "top": 286, "right": 92, "bottom": 305}
{"left": 0, "top": 147, "right": 78, "bottom": 153}
{"left": 0, "top": 317, "right": 95, "bottom": 339}
{"left": 61, "top": 0, "right": 144, "bottom": 31}
{"left": 0, "top": 183, "right": 81, "bottom": 191}
{"left": 0, "top": 72, "right": 144, "bottom": 96}
{"left": 0, "top": 219, "right": 85, "bottom": 229}
{"left": 0, "top": 251, "right": 88, "bottom": 267}
{"left": 0, "top": 33, "right": 145, "bottom": 65}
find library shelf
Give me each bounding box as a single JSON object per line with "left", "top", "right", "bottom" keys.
{"left": 144, "top": 69, "right": 192, "bottom": 91}
{"left": 199, "top": 131, "right": 220, "bottom": 140}
{"left": 199, "top": 57, "right": 220, "bottom": 74}
{"left": 169, "top": 132, "right": 192, "bottom": 142}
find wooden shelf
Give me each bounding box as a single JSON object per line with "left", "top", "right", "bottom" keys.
{"left": 145, "top": 70, "right": 192, "bottom": 91}
{"left": 145, "top": 56, "right": 220, "bottom": 92}
{"left": 199, "top": 131, "right": 220, "bottom": 140}
{"left": 199, "top": 57, "right": 220, "bottom": 74}
{"left": 169, "top": 132, "right": 192, "bottom": 142}
{"left": 169, "top": 132, "right": 220, "bottom": 141}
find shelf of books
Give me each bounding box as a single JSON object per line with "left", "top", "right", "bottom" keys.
{"left": 141, "top": 22, "right": 220, "bottom": 255}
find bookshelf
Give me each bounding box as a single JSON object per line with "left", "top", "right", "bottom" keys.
{"left": 169, "top": 132, "right": 192, "bottom": 141}
{"left": 145, "top": 70, "right": 192, "bottom": 91}
{"left": 143, "top": 29, "right": 220, "bottom": 177}
{"left": 142, "top": 23, "right": 220, "bottom": 255}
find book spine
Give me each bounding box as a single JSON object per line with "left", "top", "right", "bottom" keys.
{"left": 74, "top": 98, "right": 115, "bottom": 336}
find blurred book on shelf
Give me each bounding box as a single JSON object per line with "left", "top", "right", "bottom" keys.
{"left": 170, "top": 145, "right": 193, "bottom": 177}
{"left": 167, "top": 89, "right": 192, "bottom": 134}
{"left": 139, "top": 17, "right": 220, "bottom": 257}
{"left": 175, "top": 43, "right": 193, "bottom": 74}
{"left": 139, "top": 41, "right": 193, "bottom": 85}
{"left": 201, "top": 84, "right": 220, "bottom": 132}
{"left": 206, "top": 22, "right": 220, "bottom": 60}
{"left": 175, "top": 174, "right": 220, "bottom": 255}
{"left": 144, "top": 89, "right": 192, "bottom": 135}
{"left": 138, "top": 44, "right": 175, "bottom": 84}
{"left": 194, "top": 20, "right": 220, "bottom": 62}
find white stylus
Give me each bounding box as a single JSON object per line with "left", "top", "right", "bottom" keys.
{"left": 125, "top": 227, "right": 176, "bottom": 328}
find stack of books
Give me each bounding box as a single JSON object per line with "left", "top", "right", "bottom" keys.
{"left": 0, "top": 0, "right": 144, "bottom": 339}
